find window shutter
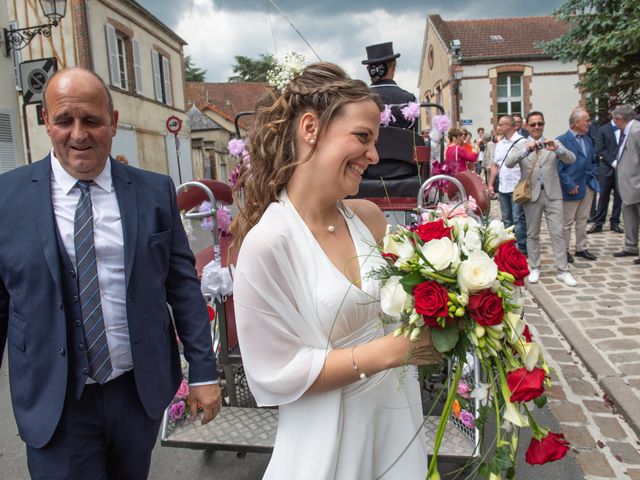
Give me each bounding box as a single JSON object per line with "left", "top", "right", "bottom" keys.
{"left": 151, "top": 50, "right": 163, "bottom": 102}
{"left": 0, "top": 112, "right": 18, "bottom": 174}
{"left": 162, "top": 56, "right": 173, "bottom": 106}
{"left": 132, "top": 38, "right": 143, "bottom": 95}
{"left": 105, "top": 24, "right": 121, "bottom": 88}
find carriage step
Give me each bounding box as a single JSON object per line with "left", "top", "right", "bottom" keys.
{"left": 161, "top": 406, "right": 477, "bottom": 458}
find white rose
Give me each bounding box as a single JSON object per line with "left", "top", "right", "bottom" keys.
{"left": 486, "top": 219, "right": 515, "bottom": 250}
{"left": 420, "top": 237, "right": 459, "bottom": 271}
{"left": 460, "top": 227, "right": 482, "bottom": 256}
{"left": 449, "top": 216, "right": 480, "bottom": 241}
{"left": 382, "top": 226, "right": 415, "bottom": 266}
{"left": 457, "top": 250, "right": 498, "bottom": 294}
{"left": 379, "top": 276, "right": 412, "bottom": 319}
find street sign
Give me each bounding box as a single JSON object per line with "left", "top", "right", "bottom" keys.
{"left": 166, "top": 115, "right": 182, "bottom": 134}
{"left": 20, "top": 58, "right": 57, "bottom": 105}
{"left": 461, "top": 119, "right": 473, "bottom": 126}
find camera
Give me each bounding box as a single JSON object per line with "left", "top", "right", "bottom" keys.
{"left": 533, "top": 141, "right": 545, "bottom": 150}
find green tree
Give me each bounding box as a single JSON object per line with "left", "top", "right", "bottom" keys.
{"left": 540, "top": 0, "right": 640, "bottom": 107}
{"left": 185, "top": 55, "right": 207, "bottom": 82}
{"left": 229, "top": 53, "right": 276, "bottom": 82}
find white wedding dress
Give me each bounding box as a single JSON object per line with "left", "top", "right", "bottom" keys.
{"left": 234, "top": 191, "right": 428, "bottom": 479}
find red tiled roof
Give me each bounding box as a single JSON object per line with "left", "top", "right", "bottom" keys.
{"left": 184, "top": 82, "right": 268, "bottom": 130}
{"left": 429, "top": 15, "right": 568, "bottom": 61}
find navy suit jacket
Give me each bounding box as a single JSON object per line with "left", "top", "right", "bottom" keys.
{"left": 556, "top": 130, "right": 600, "bottom": 201}
{"left": 594, "top": 123, "right": 619, "bottom": 177}
{"left": 0, "top": 156, "right": 217, "bottom": 448}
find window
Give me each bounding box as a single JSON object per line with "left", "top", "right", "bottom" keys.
{"left": 105, "top": 23, "right": 142, "bottom": 94}
{"left": 152, "top": 50, "right": 173, "bottom": 106}
{"left": 497, "top": 74, "right": 523, "bottom": 117}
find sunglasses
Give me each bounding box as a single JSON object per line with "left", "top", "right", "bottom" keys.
{"left": 528, "top": 122, "right": 545, "bottom": 127}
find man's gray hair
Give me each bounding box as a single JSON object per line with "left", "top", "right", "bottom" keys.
{"left": 612, "top": 105, "right": 635, "bottom": 122}
{"left": 42, "top": 67, "right": 114, "bottom": 116}
{"left": 569, "top": 107, "right": 588, "bottom": 127}
{"left": 499, "top": 115, "right": 515, "bottom": 127}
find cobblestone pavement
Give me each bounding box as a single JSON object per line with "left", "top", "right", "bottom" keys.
{"left": 507, "top": 199, "right": 640, "bottom": 479}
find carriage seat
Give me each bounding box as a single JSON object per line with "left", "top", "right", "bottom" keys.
{"left": 356, "top": 126, "right": 428, "bottom": 198}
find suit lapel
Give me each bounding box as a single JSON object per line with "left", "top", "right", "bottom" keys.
{"left": 29, "top": 157, "right": 63, "bottom": 294}
{"left": 111, "top": 159, "right": 138, "bottom": 290}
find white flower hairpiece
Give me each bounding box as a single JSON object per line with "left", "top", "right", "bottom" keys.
{"left": 266, "top": 51, "right": 307, "bottom": 91}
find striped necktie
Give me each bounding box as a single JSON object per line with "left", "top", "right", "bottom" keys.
{"left": 74, "top": 180, "right": 112, "bottom": 384}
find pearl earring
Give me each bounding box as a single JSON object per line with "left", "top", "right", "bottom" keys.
{"left": 309, "top": 138, "right": 315, "bottom": 145}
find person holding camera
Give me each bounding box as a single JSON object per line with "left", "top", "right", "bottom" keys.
{"left": 506, "top": 111, "right": 578, "bottom": 286}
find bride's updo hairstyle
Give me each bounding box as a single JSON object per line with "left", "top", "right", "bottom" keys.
{"left": 231, "top": 61, "right": 382, "bottom": 244}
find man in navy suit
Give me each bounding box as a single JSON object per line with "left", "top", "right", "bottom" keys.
{"left": 588, "top": 118, "right": 623, "bottom": 233}
{"left": 557, "top": 107, "right": 600, "bottom": 263}
{"left": 0, "top": 68, "right": 221, "bottom": 479}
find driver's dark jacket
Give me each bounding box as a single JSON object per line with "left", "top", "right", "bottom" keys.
{"left": 369, "top": 79, "right": 417, "bottom": 130}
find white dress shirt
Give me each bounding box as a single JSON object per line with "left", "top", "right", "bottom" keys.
{"left": 495, "top": 133, "right": 524, "bottom": 193}
{"left": 50, "top": 152, "right": 132, "bottom": 383}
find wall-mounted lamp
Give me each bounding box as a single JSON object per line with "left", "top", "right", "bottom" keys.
{"left": 3, "top": 0, "right": 67, "bottom": 56}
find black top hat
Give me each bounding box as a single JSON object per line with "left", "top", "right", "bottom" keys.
{"left": 362, "top": 42, "right": 401, "bottom": 65}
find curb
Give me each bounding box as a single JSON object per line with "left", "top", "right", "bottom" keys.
{"left": 527, "top": 282, "right": 640, "bottom": 437}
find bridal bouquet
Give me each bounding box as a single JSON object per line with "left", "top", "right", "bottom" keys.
{"left": 371, "top": 205, "right": 569, "bottom": 479}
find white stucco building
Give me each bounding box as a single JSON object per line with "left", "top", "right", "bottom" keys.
{"left": 419, "top": 15, "right": 585, "bottom": 138}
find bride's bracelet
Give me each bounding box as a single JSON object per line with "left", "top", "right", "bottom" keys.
{"left": 351, "top": 345, "right": 367, "bottom": 380}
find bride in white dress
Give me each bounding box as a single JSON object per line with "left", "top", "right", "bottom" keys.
{"left": 232, "top": 62, "right": 440, "bottom": 479}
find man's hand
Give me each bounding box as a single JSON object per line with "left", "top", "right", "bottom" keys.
{"left": 568, "top": 186, "right": 579, "bottom": 195}
{"left": 189, "top": 384, "right": 222, "bottom": 424}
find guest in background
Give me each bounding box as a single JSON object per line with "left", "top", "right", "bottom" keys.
{"left": 506, "top": 111, "right": 577, "bottom": 287}
{"left": 445, "top": 128, "right": 478, "bottom": 176}
{"left": 589, "top": 115, "right": 623, "bottom": 234}
{"left": 514, "top": 114, "right": 530, "bottom": 139}
{"left": 611, "top": 105, "right": 640, "bottom": 264}
{"left": 557, "top": 107, "right": 600, "bottom": 263}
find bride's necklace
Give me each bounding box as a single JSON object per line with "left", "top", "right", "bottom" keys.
{"left": 327, "top": 203, "right": 343, "bottom": 233}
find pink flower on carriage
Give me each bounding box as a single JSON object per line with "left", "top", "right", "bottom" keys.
{"left": 432, "top": 114, "right": 451, "bottom": 134}
{"left": 199, "top": 202, "right": 232, "bottom": 236}
{"left": 228, "top": 138, "right": 246, "bottom": 157}
{"left": 380, "top": 105, "right": 395, "bottom": 127}
{"left": 168, "top": 400, "right": 186, "bottom": 421}
{"left": 459, "top": 409, "right": 475, "bottom": 429}
{"left": 176, "top": 379, "right": 190, "bottom": 399}
{"left": 400, "top": 102, "right": 420, "bottom": 124}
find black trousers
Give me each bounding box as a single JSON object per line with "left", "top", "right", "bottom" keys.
{"left": 26, "top": 371, "right": 162, "bottom": 480}
{"left": 593, "top": 174, "right": 622, "bottom": 227}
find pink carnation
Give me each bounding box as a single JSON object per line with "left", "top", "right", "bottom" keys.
{"left": 432, "top": 114, "right": 451, "bottom": 134}
{"left": 168, "top": 401, "right": 186, "bottom": 421}
{"left": 227, "top": 138, "right": 246, "bottom": 157}
{"left": 400, "top": 102, "right": 421, "bottom": 123}
{"left": 380, "top": 105, "right": 395, "bottom": 127}
{"left": 459, "top": 409, "right": 475, "bottom": 429}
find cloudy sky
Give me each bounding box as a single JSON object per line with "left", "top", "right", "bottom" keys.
{"left": 138, "top": 0, "right": 564, "bottom": 98}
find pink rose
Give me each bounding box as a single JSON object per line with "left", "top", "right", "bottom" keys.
{"left": 168, "top": 401, "right": 186, "bottom": 421}
{"left": 227, "top": 138, "right": 246, "bottom": 157}
{"left": 459, "top": 410, "right": 475, "bottom": 429}
{"left": 457, "top": 381, "right": 471, "bottom": 399}
{"left": 176, "top": 379, "right": 190, "bottom": 399}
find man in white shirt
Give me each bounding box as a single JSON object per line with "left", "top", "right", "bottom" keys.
{"left": 489, "top": 115, "right": 528, "bottom": 254}
{"left": 611, "top": 105, "right": 640, "bottom": 263}
{"left": 0, "top": 68, "right": 221, "bottom": 479}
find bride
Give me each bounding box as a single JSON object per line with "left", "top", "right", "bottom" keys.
{"left": 231, "top": 62, "right": 440, "bottom": 479}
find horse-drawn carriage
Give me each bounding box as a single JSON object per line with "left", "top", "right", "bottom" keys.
{"left": 161, "top": 104, "right": 489, "bottom": 468}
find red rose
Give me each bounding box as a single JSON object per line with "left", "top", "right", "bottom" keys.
{"left": 414, "top": 219, "right": 453, "bottom": 243}
{"left": 525, "top": 432, "right": 570, "bottom": 465}
{"left": 494, "top": 240, "right": 529, "bottom": 286}
{"left": 522, "top": 324, "right": 533, "bottom": 342}
{"left": 413, "top": 280, "right": 449, "bottom": 328}
{"left": 507, "top": 367, "right": 546, "bottom": 402}
{"left": 468, "top": 289, "right": 504, "bottom": 326}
